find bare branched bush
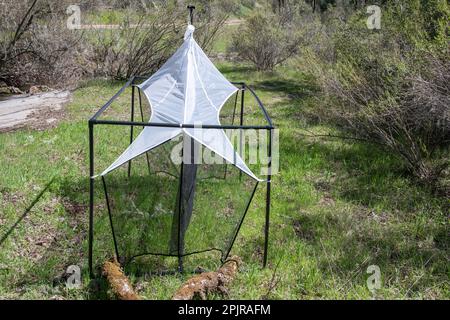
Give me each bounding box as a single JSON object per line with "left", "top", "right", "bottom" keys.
{"left": 0, "top": 0, "right": 84, "bottom": 89}
{"left": 86, "top": 10, "right": 182, "bottom": 80}
{"left": 85, "top": 0, "right": 233, "bottom": 79}
{"left": 230, "top": 2, "right": 319, "bottom": 71}
{"left": 1, "top": 0, "right": 231, "bottom": 87}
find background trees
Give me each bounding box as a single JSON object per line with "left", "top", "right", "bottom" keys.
{"left": 1, "top": 0, "right": 448, "bottom": 192}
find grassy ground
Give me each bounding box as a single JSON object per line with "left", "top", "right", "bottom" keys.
{"left": 0, "top": 41, "right": 448, "bottom": 299}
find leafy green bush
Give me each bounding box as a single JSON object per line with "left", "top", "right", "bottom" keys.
{"left": 305, "top": 0, "right": 449, "bottom": 193}
{"left": 230, "top": 3, "right": 319, "bottom": 71}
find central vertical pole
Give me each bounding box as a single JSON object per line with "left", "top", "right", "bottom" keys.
{"left": 176, "top": 4, "right": 197, "bottom": 273}
{"left": 187, "top": 5, "right": 195, "bottom": 24}
{"left": 170, "top": 5, "right": 199, "bottom": 273}
{"left": 170, "top": 136, "right": 198, "bottom": 272}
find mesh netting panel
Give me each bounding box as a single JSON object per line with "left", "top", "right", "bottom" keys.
{"left": 94, "top": 85, "right": 268, "bottom": 272}
{"left": 103, "top": 137, "right": 258, "bottom": 268}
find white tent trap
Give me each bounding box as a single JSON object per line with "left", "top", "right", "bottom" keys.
{"left": 88, "top": 8, "right": 274, "bottom": 275}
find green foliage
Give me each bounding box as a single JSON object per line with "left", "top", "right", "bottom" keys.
{"left": 304, "top": 0, "right": 450, "bottom": 192}
{"left": 229, "top": 6, "right": 313, "bottom": 70}
{"left": 382, "top": 0, "right": 450, "bottom": 49}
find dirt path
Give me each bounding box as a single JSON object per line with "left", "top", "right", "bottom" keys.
{"left": 0, "top": 91, "right": 72, "bottom": 132}
{"left": 225, "top": 19, "right": 243, "bottom": 26}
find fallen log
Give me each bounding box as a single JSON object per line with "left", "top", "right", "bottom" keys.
{"left": 102, "top": 260, "right": 141, "bottom": 300}
{"left": 172, "top": 256, "right": 241, "bottom": 300}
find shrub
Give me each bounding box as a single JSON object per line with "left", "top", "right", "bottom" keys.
{"left": 305, "top": 1, "right": 450, "bottom": 192}
{"left": 1, "top": 1, "right": 231, "bottom": 87}
{"left": 0, "top": 0, "right": 84, "bottom": 89}
{"left": 86, "top": 10, "right": 182, "bottom": 80}
{"left": 230, "top": 2, "right": 321, "bottom": 71}
{"left": 85, "top": 1, "right": 231, "bottom": 80}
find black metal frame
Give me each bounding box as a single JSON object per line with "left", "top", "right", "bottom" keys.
{"left": 88, "top": 76, "right": 274, "bottom": 277}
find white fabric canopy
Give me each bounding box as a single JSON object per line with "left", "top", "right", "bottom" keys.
{"left": 100, "top": 25, "right": 260, "bottom": 181}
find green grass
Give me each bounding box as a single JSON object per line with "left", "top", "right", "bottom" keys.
{"left": 211, "top": 25, "right": 239, "bottom": 55}
{"left": 0, "top": 53, "right": 448, "bottom": 300}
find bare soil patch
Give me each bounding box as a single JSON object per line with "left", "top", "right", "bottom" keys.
{"left": 0, "top": 91, "right": 72, "bottom": 133}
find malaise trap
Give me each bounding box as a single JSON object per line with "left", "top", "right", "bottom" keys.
{"left": 87, "top": 18, "right": 274, "bottom": 276}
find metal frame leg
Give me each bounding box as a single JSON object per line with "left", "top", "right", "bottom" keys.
{"left": 177, "top": 156, "right": 184, "bottom": 273}
{"left": 263, "top": 129, "right": 273, "bottom": 268}
{"left": 137, "top": 87, "right": 151, "bottom": 174}
{"left": 223, "top": 182, "right": 259, "bottom": 262}
{"left": 128, "top": 86, "right": 135, "bottom": 177}
{"left": 224, "top": 90, "right": 240, "bottom": 179}
{"left": 88, "top": 121, "right": 95, "bottom": 278}
{"left": 239, "top": 87, "right": 245, "bottom": 180}
{"left": 102, "top": 176, "right": 120, "bottom": 262}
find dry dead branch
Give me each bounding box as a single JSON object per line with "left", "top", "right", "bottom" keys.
{"left": 102, "top": 260, "right": 141, "bottom": 300}
{"left": 172, "top": 256, "right": 242, "bottom": 300}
